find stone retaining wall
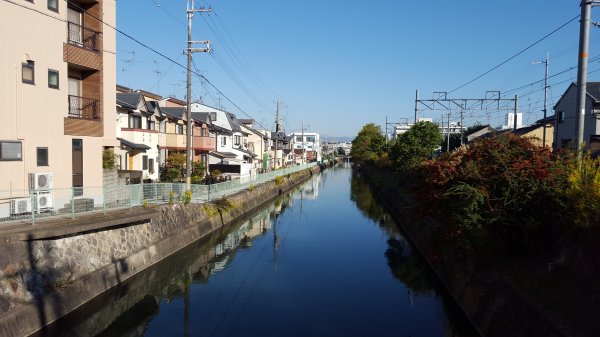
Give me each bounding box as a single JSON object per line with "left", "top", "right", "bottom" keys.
{"left": 362, "top": 167, "right": 567, "bottom": 337}
{"left": 0, "top": 165, "right": 323, "bottom": 337}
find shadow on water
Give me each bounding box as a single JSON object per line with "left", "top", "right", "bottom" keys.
{"left": 349, "top": 169, "right": 481, "bottom": 337}
{"left": 33, "top": 189, "right": 298, "bottom": 337}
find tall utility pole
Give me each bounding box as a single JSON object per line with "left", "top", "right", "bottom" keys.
{"left": 301, "top": 120, "right": 305, "bottom": 165}
{"left": 446, "top": 113, "right": 451, "bottom": 153}
{"left": 414, "top": 90, "right": 419, "bottom": 123}
{"left": 576, "top": 0, "right": 592, "bottom": 156}
{"left": 185, "top": 0, "right": 211, "bottom": 190}
{"left": 513, "top": 95, "right": 519, "bottom": 131}
{"left": 459, "top": 109, "right": 464, "bottom": 146}
{"left": 273, "top": 96, "right": 281, "bottom": 170}
{"left": 542, "top": 53, "right": 549, "bottom": 147}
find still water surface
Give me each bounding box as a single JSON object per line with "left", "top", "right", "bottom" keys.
{"left": 47, "top": 165, "right": 479, "bottom": 337}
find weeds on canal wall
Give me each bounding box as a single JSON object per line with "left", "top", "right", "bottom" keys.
{"left": 182, "top": 190, "right": 192, "bottom": 205}
{"left": 274, "top": 176, "right": 284, "bottom": 186}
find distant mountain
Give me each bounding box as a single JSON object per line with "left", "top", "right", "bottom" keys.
{"left": 321, "top": 135, "right": 353, "bottom": 143}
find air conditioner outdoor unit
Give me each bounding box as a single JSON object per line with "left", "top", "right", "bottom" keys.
{"left": 10, "top": 197, "right": 32, "bottom": 215}
{"left": 35, "top": 192, "right": 53, "bottom": 211}
{"left": 29, "top": 172, "right": 53, "bottom": 190}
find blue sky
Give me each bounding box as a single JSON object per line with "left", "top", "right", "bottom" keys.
{"left": 116, "top": 1, "right": 597, "bottom": 138}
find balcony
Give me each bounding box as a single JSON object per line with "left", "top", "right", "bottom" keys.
{"left": 68, "top": 95, "right": 99, "bottom": 120}
{"left": 67, "top": 22, "right": 99, "bottom": 52}
{"left": 193, "top": 136, "right": 216, "bottom": 151}
{"left": 166, "top": 134, "right": 187, "bottom": 149}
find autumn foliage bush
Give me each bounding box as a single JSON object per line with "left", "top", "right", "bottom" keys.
{"left": 420, "top": 134, "right": 571, "bottom": 251}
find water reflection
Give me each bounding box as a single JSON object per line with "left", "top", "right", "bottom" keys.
{"left": 350, "top": 169, "right": 479, "bottom": 337}
{"left": 39, "top": 169, "right": 479, "bottom": 337}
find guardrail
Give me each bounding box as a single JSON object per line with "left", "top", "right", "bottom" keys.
{"left": 0, "top": 162, "right": 318, "bottom": 225}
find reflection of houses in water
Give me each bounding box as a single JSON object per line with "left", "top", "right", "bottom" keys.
{"left": 299, "top": 175, "right": 320, "bottom": 199}
{"left": 208, "top": 208, "right": 275, "bottom": 275}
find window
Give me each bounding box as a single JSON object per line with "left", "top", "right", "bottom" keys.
{"left": 234, "top": 135, "right": 241, "bottom": 146}
{"left": 558, "top": 111, "right": 565, "bottom": 124}
{"left": 143, "top": 155, "right": 148, "bottom": 170}
{"left": 210, "top": 112, "right": 217, "bottom": 121}
{"left": 176, "top": 124, "right": 183, "bottom": 134}
{"left": 296, "top": 136, "right": 302, "bottom": 142}
{"left": 48, "top": 0, "right": 58, "bottom": 12}
{"left": 129, "top": 115, "right": 142, "bottom": 129}
{"left": 201, "top": 128, "right": 208, "bottom": 137}
{"left": 221, "top": 136, "right": 227, "bottom": 146}
{"left": 37, "top": 147, "right": 49, "bottom": 166}
{"left": 159, "top": 120, "right": 166, "bottom": 133}
{"left": 149, "top": 158, "right": 155, "bottom": 174}
{"left": 48, "top": 69, "right": 59, "bottom": 89}
{"left": 22, "top": 61, "right": 34, "bottom": 84}
{"left": 0, "top": 141, "right": 22, "bottom": 161}
{"left": 306, "top": 136, "right": 315, "bottom": 143}
{"left": 146, "top": 117, "right": 155, "bottom": 130}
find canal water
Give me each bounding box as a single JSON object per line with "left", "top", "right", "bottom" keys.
{"left": 41, "top": 165, "right": 479, "bottom": 337}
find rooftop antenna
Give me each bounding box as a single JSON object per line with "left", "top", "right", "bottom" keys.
{"left": 152, "top": 60, "right": 163, "bottom": 95}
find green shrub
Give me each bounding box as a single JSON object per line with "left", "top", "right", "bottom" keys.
{"left": 563, "top": 152, "right": 600, "bottom": 229}
{"left": 182, "top": 190, "right": 192, "bottom": 205}
{"left": 169, "top": 191, "right": 175, "bottom": 205}
{"left": 274, "top": 176, "right": 284, "bottom": 185}
{"left": 249, "top": 184, "right": 255, "bottom": 192}
{"left": 102, "top": 148, "right": 117, "bottom": 169}
{"left": 421, "top": 134, "right": 569, "bottom": 250}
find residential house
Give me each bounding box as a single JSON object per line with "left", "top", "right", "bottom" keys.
{"left": 512, "top": 121, "right": 554, "bottom": 147}
{"left": 159, "top": 105, "right": 188, "bottom": 167}
{"left": 115, "top": 90, "right": 160, "bottom": 181}
{"left": 190, "top": 111, "right": 216, "bottom": 168}
{"left": 464, "top": 125, "right": 496, "bottom": 143}
{"left": 553, "top": 82, "right": 600, "bottom": 154}
{"left": 191, "top": 103, "right": 255, "bottom": 177}
{"left": 0, "top": 0, "right": 116, "bottom": 216}
{"left": 289, "top": 131, "right": 321, "bottom": 164}
{"left": 239, "top": 119, "right": 270, "bottom": 173}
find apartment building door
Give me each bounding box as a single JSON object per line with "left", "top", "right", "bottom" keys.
{"left": 72, "top": 139, "right": 83, "bottom": 196}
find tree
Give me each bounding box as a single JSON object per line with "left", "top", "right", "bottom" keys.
{"left": 390, "top": 121, "right": 441, "bottom": 174}
{"left": 336, "top": 147, "right": 346, "bottom": 156}
{"left": 161, "top": 152, "right": 186, "bottom": 182}
{"left": 351, "top": 123, "right": 386, "bottom": 164}
{"left": 440, "top": 134, "right": 462, "bottom": 153}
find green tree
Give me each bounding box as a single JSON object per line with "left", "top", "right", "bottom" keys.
{"left": 440, "top": 134, "right": 462, "bottom": 153}
{"left": 390, "top": 121, "right": 441, "bottom": 174}
{"left": 161, "top": 152, "right": 186, "bottom": 182}
{"left": 336, "top": 147, "right": 346, "bottom": 156}
{"left": 351, "top": 123, "right": 386, "bottom": 164}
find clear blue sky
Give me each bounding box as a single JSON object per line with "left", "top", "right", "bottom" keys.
{"left": 116, "top": 0, "right": 597, "bottom": 138}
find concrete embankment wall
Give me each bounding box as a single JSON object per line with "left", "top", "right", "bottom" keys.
{"left": 0, "top": 165, "right": 324, "bottom": 337}
{"left": 362, "top": 167, "right": 567, "bottom": 337}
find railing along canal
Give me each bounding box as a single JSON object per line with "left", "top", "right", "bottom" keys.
{"left": 0, "top": 163, "right": 318, "bottom": 225}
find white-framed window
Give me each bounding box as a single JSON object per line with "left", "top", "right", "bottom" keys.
{"left": 22, "top": 61, "right": 35, "bottom": 84}
{"left": 234, "top": 135, "right": 241, "bottom": 146}
{"left": 0, "top": 141, "right": 23, "bottom": 161}
{"left": 221, "top": 136, "right": 227, "bottom": 146}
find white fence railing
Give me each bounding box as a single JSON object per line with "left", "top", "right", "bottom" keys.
{"left": 0, "top": 163, "right": 318, "bottom": 225}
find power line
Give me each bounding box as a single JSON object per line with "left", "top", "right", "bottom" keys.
{"left": 449, "top": 14, "right": 579, "bottom": 94}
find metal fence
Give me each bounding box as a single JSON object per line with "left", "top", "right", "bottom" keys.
{"left": 0, "top": 163, "right": 318, "bottom": 225}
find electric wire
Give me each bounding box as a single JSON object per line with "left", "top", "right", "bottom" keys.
{"left": 449, "top": 14, "right": 579, "bottom": 94}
